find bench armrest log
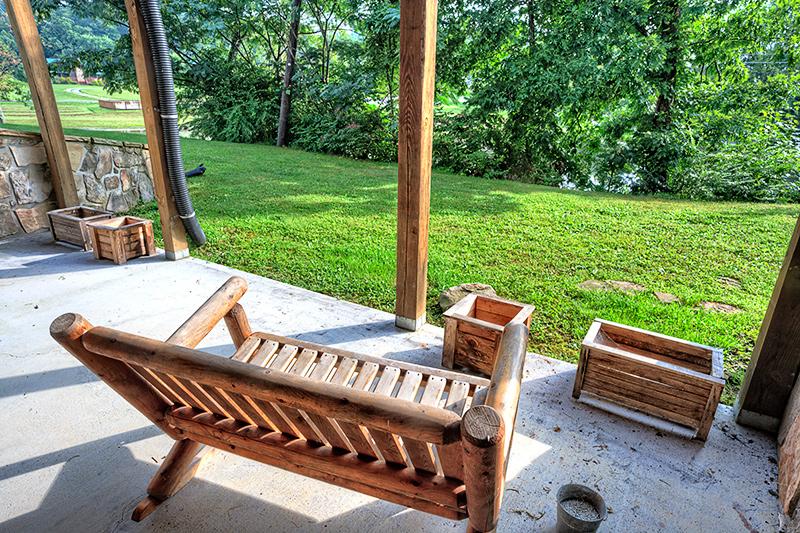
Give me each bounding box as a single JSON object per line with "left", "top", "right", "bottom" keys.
{"left": 50, "top": 313, "right": 181, "bottom": 440}
{"left": 485, "top": 321, "right": 529, "bottom": 466}
{"left": 168, "top": 276, "right": 250, "bottom": 349}
{"left": 81, "top": 327, "right": 462, "bottom": 445}
{"left": 463, "top": 322, "right": 529, "bottom": 533}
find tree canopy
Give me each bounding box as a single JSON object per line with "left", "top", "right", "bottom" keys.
{"left": 5, "top": 0, "right": 800, "bottom": 201}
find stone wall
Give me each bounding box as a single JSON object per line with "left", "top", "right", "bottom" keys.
{"left": 0, "top": 129, "right": 154, "bottom": 238}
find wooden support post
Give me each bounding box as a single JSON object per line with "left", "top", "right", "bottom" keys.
{"left": 5, "top": 0, "right": 78, "bottom": 208}
{"left": 124, "top": 0, "right": 189, "bottom": 260}
{"left": 394, "top": 0, "right": 438, "bottom": 331}
{"left": 462, "top": 405, "right": 505, "bottom": 533}
{"left": 737, "top": 216, "right": 800, "bottom": 432}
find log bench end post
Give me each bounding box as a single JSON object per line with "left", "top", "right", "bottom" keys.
{"left": 462, "top": 404, "right": 505, "bottom": 533}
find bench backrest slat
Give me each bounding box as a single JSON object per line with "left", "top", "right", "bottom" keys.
{"left": 82, "top": 326, "right": 464, "bottom": 451}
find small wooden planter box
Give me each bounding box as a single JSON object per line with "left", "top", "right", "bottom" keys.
{"left": 86, "top": 216, "right": 157, "bottom": 265}
{"left": 47, "top": 206, "right": 113, "bottom": 251}
{"left": 442, "top": 293, "right": 534, "bottom": 376}
{"left": 573, "top": 319, "right": 725, "bottom": 441}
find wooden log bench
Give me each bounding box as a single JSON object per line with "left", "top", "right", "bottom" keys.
{"left": 50, "top": 276, "right": 529, "bottom": 532}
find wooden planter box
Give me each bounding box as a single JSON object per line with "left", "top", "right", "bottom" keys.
{"left": 47, "top": 206, "right": 113, "bottom": 250}
{"left": 86, "top": 216, "right": 157, "bottom": 265}
{"left": 573, "top": 319, "right": 725, "bottom": 441}
{"left": 442, "top": 293, "right": 534, "bottom": 376}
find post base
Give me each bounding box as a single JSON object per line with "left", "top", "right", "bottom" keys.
{"left": 735, "top": 405, "right": 780, "bottom": 433}
{"left": 395, "top": 314, "right": 426, "bottom": 331}
{"left": 165, "top": 248, "right": 190, "bottom": 261}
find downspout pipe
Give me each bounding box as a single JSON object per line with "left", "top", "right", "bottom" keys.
{"left": 139, "top": 0, "right": 206, "bottom": 246}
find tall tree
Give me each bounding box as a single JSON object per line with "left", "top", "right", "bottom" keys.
{"left": 277, "top": 0, "right": 302, "bottom": 146}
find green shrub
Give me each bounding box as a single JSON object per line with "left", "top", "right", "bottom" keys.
{"left": 292, "top": 81, "right": 396, "bottom": 161}
{"left": 179, "top": 61, "right": 281, "bottom": 144}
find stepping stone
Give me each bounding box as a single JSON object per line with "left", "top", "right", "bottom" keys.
{"left": 579, "top": 280, "right": 647, "bottom": 293}
{"left": 578, "top": 280, "right": 610, "bottom": 291}
{"left": 699, "top": 301, "right": 742, "bottom": 314}
{"left": 718, "top": 277, "right": 742, "bottom": 289}
{"left": 654, "top": 291, "right": 680, "bottom": 304}
{"left": 607, "top": 280, "right": 647, "bottom": 293}
{"left": 438, "top": 283, "right": 497, "bottom": 311}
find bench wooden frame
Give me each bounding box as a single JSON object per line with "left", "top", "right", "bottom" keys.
{"left": 50, "top": 276, "right": 529, "bottom": 532}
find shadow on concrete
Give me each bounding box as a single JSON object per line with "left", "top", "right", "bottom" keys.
{"left": 0, "top": 425, "right": 162, "bottom": 483}
{"left": 284, "top": 320, "right": 398, "bottom": 346}
{"left": 0, "top": 244, "right": 165, "bottom": 280}
{"left": 0, "top": 430, "right": 465, "bottom": 533}
{"left": 0, "top": 365, "right": 99, "bottom": 399}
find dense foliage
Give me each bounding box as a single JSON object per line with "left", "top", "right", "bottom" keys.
{"left": 8, "top": 0, "right": 800, "bottom": 201}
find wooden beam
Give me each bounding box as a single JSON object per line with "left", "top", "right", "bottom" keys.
{"left": 395, "top": 0, "right": 438, "bottom": 331}
{"left": 736, "top": 215, "right": 800, "bottom": 432}
{"left": 124, "top": 0, "right": 189, "bottom": 260}
{"left": 5, "top": 0, "right": 78, "bottom": 208}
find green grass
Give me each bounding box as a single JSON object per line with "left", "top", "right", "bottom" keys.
{"left": 0, "top": 83, "right": 144, "bottom": 130}
{"left": 7, "top": 125, "right": 797, "bottom": 403}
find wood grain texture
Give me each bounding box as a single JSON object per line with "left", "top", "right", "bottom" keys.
{"left": 167, "top": 276, "right": 248, "bottom": 348}
{"left": 124, "top": 0, "right": 189, "bottom": 258}
{"left": 395, "top": 0, "right": 439, "bottom": 325}
{"left": 223, "top": 303, "right": 252, "bottom": 349}
{"left": 738, "top": 214, "right": 800, "bottom": 429}
{"left": 462, "top": 405, "right": 504, "bottom": 533}
{"left": 47, "top": 207, "right": 112, "bottom": 250}
{"left": 575, "top": 319, "right": 724, "bottom": 441}
{"left": 5, "top": 0, "right": 78, "bottom": 208}
{"left": 167, "top": 408, "right": 466, "bottom": 514}
{"left": 82, "top": 327, "right": 463, "bottom": 444}
{"left": 443, "top": 294, "right": 534, "bottom": 376}
{"left": 439, "top": 380, "right": 470, "bottom": 479}
{"left": 369, "top": 366, "right": 408, "bottom": 465}
{"left": 86, "top": 217, "right": 156, "bottom": 264}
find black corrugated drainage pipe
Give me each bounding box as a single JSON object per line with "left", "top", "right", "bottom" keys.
{"left": 139, "top": 0, "right": 206, "bottom": 246}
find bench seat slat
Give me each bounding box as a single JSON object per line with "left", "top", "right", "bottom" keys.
{"left": 337, "top": 362, "right": 381, "bottom": 458}
{"left": 304, "top": 353, "right": 352, "bottom": 449}
{"left": 146, "top": 369, "right": 192, "bottom": 406}
{"left": 250, "top": 342, "right": 300, "bottom": 436}
{"left": 369, "top": 367, "right": 407, "bottom": 465}
{"left": 281, "top": 349, "right": 326, "bottom": 442}
{"left": 129, "top": 365, "right": 180, "bottom": 405}
{"left": 405, "top": 376, "right": 447, "bottom": 473}
{"left": 439, "top": 381, "right": 471, "bottom": 479}
{"left": 232, "top": 336, "right": 261, "bottom": 362}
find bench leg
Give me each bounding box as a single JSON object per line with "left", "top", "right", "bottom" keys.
{"left": 132, "top": 438, "right": 214, "bottom": 521}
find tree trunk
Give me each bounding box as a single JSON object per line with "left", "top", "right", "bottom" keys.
{"left": 650, "top": 0, "right": 681, "bottom": 191}
{"left": 527, "top": 0, "right": 536, "bottom": 48}
{"left": 276, "top": 0, "right": 302, "bottom": 147}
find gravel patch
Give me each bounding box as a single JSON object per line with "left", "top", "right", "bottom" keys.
{"left": 561, "top": 498, "right": 600, "bottom": 521}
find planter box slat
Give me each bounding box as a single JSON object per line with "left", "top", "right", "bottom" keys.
{"left": 86, "top": 216, "right": 157, "bottom": 264}
{"left": 47, "top": 206, "right": 113, "bottom": 250}
{"left": 442, "top": 293, "right": 534, "bottom": 376}
{"left": 574, "top": 319, "right": 724, "bottom": 441}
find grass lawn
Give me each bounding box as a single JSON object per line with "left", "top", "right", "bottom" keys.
{"left": 5, "top": 124, "right": 797, "bottom": 403}
{"left": 0, "top": 83, "right": 144, "bottom": 130}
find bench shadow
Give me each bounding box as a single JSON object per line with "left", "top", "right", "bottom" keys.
{"left": 0, "top": 432, "right": 464, "bottom": 533}
{"left": 0, "top": 365, "right": 99, "bottom": 399}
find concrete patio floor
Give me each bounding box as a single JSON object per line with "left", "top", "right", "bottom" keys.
{"left": 0, "top": 231, "right": 785, "bottom": 532}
